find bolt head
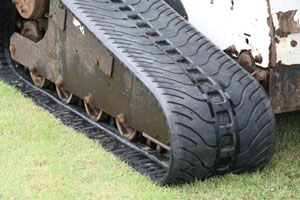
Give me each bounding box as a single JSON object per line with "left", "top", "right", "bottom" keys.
{"left": 117, "top": 114, "right": 126, "bottom": 124}
{"left": 291, "top": 40, "right": 297, "bottom": 48}
{"left": 84, "top": 95, "right": 93, "bottom": 104}
{"left": 226, "top": 44, "right": 238, "bottom": 56}
{"left": 55, "top": 80, "right": 64, "bottom": 88}
{"left": 29, "top": 65, "right": 37, "bottom": 73}
{"left": 254, "top": 54, "right": 263, "bottom": 64}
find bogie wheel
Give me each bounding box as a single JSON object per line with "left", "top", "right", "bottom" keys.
{"left": 84, "top": 101, "right": 107, "bottom": 122}
{"left": 30, "top": 72, "right": 50, "bottom": 88}
{"left": 56, "top": 86, "right": 78, "bottom": 104}
{"left": 116, "top": 114, "right": 137, "bottom": 140}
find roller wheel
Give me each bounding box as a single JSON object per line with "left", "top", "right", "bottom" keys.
{"left": 30, "top": 72, "right": 50, "bottom": 88}
{"left": 84, "top": 101, "right": 107, "bottom": 122}
{"left": 56, "top": 86, "right": 78, "bottom": 104}
{"left": 116, "top": 120, "right": 137, "bottom": 141}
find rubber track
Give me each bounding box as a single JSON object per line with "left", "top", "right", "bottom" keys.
{"left": 62, "top": 0, "right": 276, "bottom": 184}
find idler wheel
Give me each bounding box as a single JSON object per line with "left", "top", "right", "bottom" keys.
{"left": 84, "top": 95, "right": 107, "bottom": 121}
{"left": 56, "top": 86, "right": 78, "bottom": 104}
{"left": 13, "top": 0, "right": 50, "bottom": 20}
{"left": 116, "top": 114, "right": 137, "bottom": 140}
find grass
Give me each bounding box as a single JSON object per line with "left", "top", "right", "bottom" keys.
{"left": 0, "top": 80, "right": 299, "bottom": 200}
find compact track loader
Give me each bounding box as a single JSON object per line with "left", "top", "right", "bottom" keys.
{"left": 1, "top": 0, "right": 298, "bottom": 184}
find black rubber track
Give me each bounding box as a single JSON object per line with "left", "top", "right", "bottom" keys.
{"left": 1, "top": 0, "right": 276, "bottom": 185}
{"left": 62, "top": 0, "right": 276, "bottom": 184}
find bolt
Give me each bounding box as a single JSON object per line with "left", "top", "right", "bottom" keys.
{"left": 254, "top": 70, "right": 267, "bottom": 82}
{"left": 291, "top": 40, "right": 297, "bottom": 48}
{"left": 254, "top": 54, "right": 263, "bottom": 64}
{"left": 84, "top": 95, "right": 93, "bottom": 104}
{"left": 226, "top": 45, "right": 238, "bottom": 56}
{"left": 117, "top": 113, "right": 126, "bottom": 124}
{"left": 55, "top": 79, "right": 64, "bottom": 88}
{"left": 9, "top": 44, "right": 16, "bottom": 54}
{"left": 238, "top": 51, "right": 255, "bottom": 73}
{"left": 29, "top": 65, "right": 37, "bottom": 73}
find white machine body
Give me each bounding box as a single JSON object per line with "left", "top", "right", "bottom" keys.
{"left": 181, "top": 0, "right": 300, "bottom": 67}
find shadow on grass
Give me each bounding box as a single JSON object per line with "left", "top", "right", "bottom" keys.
{"left": 276, "top": 111, "right": 300, "bottom": 148}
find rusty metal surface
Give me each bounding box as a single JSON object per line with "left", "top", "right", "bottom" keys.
{"left": 275, "top": 10, "right": 300, "bottom": 37}
{"left": 224, "top": 48, "right": 269, "bottom": 89}
{"left": 9, "top": 19, "right": 56, "bottom": 82}
{"left": 237, "top": 51, "right": 268, "bottom": 88}
{"left": 267, "top": 1, "right": 300, "bottom": 113}
{"left": 270, "top": 65, "right": 300, "bottom": 113}
{"left": 9, "top": 1, "right": 170, "bottom": 144}
{"left": 62, "top": 11, "right": 169, "bottom": 144}
{"left": 69, "top": 17, "right": 114, "bottom": 77}
{"left": 266, "top": 0, "right": 277, "bottom": 68}
{"left": 53, "top": 3, "right": 66, "bottom": 30}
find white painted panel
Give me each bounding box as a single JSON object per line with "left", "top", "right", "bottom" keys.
{"left": 181, "top": 0, "right": 271, "bottom": 67}
{"left": 276, "top": 33, "right": 300, "bottom": 65}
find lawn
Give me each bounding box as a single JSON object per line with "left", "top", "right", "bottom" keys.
{"left": 0, "top": 81, "right": 299, "bottom": 200}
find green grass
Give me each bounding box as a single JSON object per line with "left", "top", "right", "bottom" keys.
{"left": 0, "top": 81, "right": 299, "bottom": 200}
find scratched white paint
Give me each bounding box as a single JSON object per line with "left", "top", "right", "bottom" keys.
{"left": 270, "top": 0, "right": 300, "bottom": 65}
{"left": 276, "top": 34, "right": 300, "bottom": 65}
{"left": 181, "top": 0, "right": 271, "bottom": 67}
{"left": 181, "top": 0, "right": 300, "bottom": 67}
{"left": 73, "top": 17, "right": 85, "bottom": 35}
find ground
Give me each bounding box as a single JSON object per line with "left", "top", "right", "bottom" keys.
{"left": 0, "top": 81, "right": 299, "bottom": 200}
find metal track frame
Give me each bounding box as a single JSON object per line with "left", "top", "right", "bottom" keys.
{"left": 0, "top": 50, "right": 169, "bottom": 182}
